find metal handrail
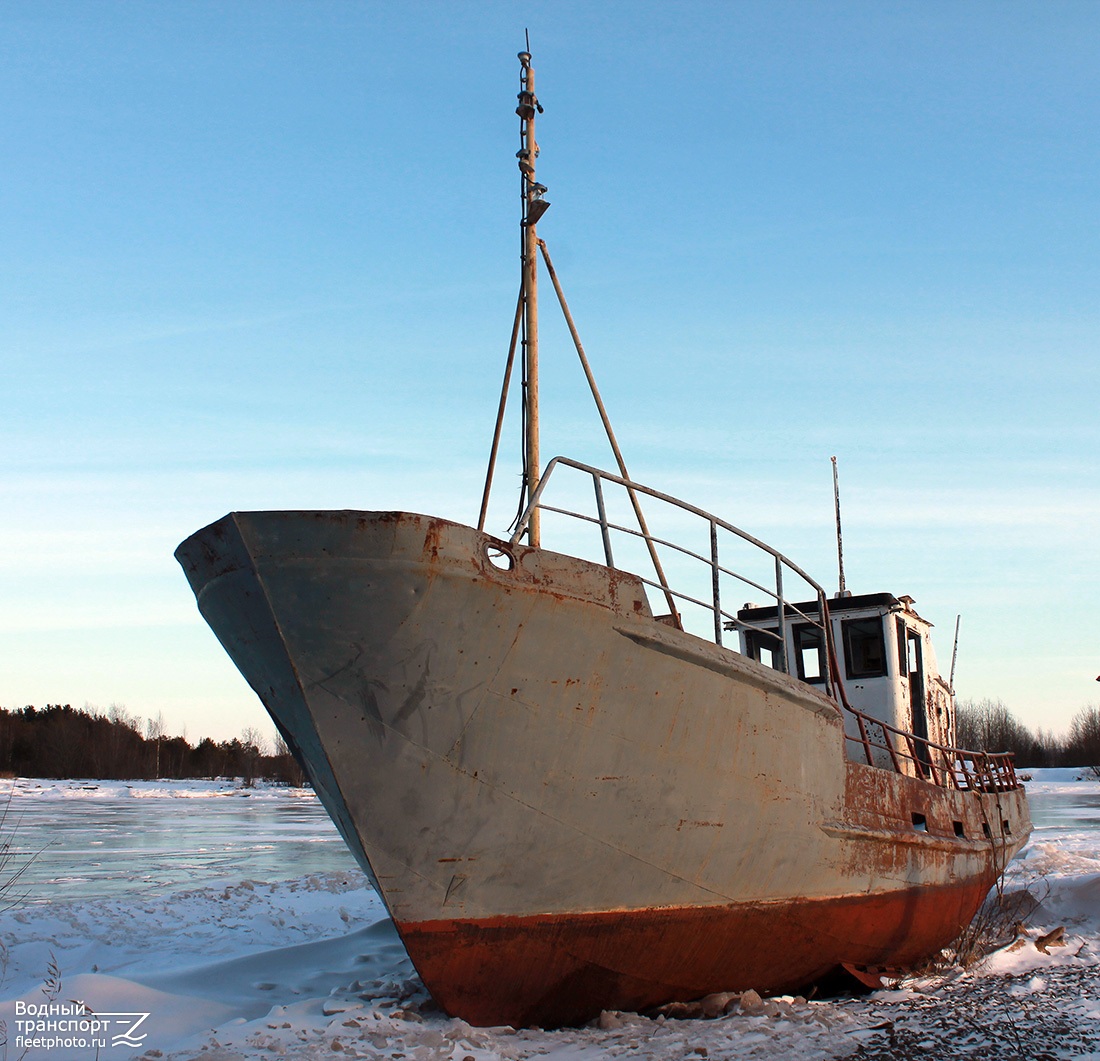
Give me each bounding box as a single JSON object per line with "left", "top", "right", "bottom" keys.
{"left": 534, "top": 502, "right": 826, "bottom": 634}
{"left": 511, "top": 457, "right": 833, "bottom": 685}
{"left": 844, "top": 708, "right": 1019, "bottom": 792}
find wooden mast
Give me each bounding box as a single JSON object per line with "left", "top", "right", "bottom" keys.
{"left": 517, "top": 49, "right": 546, "bottom": 546}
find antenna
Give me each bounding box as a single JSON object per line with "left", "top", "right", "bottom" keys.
{"left": 949, "top": 614, "right": 961, "bottom": 692}
{"left": 831, "top": 456, "right": 848, "bottom": 597}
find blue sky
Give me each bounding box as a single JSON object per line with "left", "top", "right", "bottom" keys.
{"left": 2, "top": 1, "right": 1097, "bottom": 744}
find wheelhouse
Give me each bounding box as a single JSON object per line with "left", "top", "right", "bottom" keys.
{"left": 737, "top": 592, "right": 954, "bottom": 764}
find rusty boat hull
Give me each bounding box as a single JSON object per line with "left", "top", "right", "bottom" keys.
{"left": 176, "top": 509, "right": 1031, "bottom": 1027}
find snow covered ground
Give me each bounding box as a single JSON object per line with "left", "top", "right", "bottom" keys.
{"left": 0, "top": 771, "right": 1098, "bottom": 1060}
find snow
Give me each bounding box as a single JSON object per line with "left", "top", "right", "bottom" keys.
{"left": 1, "top": 776, "right": 1099, "bottom": 1059}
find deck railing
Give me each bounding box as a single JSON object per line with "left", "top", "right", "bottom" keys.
{"left": 844, "top": 707, "right": 1020, "bottom": 792}
{"left": 510, "top": 456, "right": 1022, "bottom": 795}
{"left": 510, "top": 456, "right": 836, "bottom": 690}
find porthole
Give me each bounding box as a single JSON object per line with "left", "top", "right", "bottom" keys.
{"left": 485, "top": 544, "right": 515, "bottom": 571}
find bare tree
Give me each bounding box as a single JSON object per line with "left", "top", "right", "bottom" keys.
{"left": 146, "top": 711, "right": 166, "bottom": 779}
{"left": 1068, "top": 705, "right": 1100, "bottom": 767}
{"left": 955, "top": 698, "right": 1031, "bottom": 756}
{"left": 108, "top": 703, "right": 139, "bottom": 730}
{"left": 240, "top": 726, "right": 265, "bottom": 787}
{"left": 272, "top": 732, "right": 306, "bottom": 787}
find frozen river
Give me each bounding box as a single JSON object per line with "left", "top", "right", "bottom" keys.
{"left": 1027, "top": 780, "right": 1100, "bottom": 840}
{"left": 6, "top": 778, "right": 356, "bottom": 901}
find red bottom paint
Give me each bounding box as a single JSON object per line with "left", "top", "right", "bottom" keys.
{"left": 398, "top": 879, "right": 993, "bottom": 1027}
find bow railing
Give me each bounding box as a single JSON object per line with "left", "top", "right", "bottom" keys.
{"left": 511, "top": 456, "right": 835, "bottom": 691}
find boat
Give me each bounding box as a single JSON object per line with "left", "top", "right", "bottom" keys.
{"left": 175, "top": 49, "right": 1031, "bottom": 1028}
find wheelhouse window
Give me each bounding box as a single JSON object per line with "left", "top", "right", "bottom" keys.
{"left": 794, "top": 624, "right": 826, "bottom": 684}
{"left": 745, "top": 628, "right": 781, "bottom": 670}
{"left": 842, "top": 617, "right": 887, "bottom": 679}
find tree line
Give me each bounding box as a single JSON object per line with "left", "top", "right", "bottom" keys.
{"left": 956, "top": 698, "right": 1100, "bottom": 768}
{"left": 0, "top": 704, "right": 304, "bottom": 785}
{"left": 0, "top": 699, "right": 1095, "bottom": 781}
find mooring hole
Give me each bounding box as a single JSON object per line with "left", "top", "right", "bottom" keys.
{"left": 485, "top": 544, "right": 515, "bottom": 571}
{"left": 911, "top": 812, "right": 927, "bottom": 832}
{"left": 953, "top": 820, "right": 966, "bottom": 838}
{"left": 982, "top": 822, "right": 993, "bottom": 839}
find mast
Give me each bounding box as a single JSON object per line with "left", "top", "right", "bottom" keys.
{"left": 831, "top": 455, "right": 848, "bottom": 597}
{"left": 517, "top": 48, "right": 547, "bottom": 546}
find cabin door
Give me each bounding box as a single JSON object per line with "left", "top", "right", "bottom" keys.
{"left": 899, "top": 621, "right": 930, "bottom": 770}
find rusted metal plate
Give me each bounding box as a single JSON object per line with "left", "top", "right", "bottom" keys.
{"left": 398, "top": 877, "right": 996, "bottom": 1027}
